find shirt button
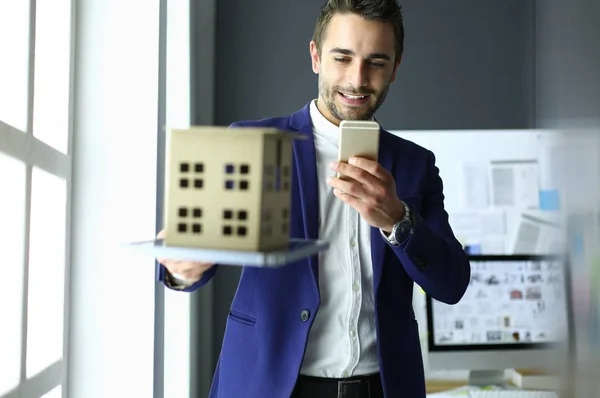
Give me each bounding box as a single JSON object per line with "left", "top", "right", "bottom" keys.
{"left": 352, "top": 283, "right": 359, "bottom": 292}
{"left": 300, "top": 309, "right": 310, "bottom": 322}
{"left": 350, "top": 329, "right": 356, "bottom": 337}
{"left": 350, "top": 241, "right": 356, "bottom": 247}
{"left": 342, "top": 371, "right": 350, "bottom": 378}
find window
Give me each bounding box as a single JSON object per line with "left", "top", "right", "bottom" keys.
{"left": 0, "top": 153, "right": 26, "bottom": 395}
{"left": 0, "top": 0, "right": 74, "bottom": 396}
{"left": 224, "top": 163, "right": 251, "bottom": 191}
{"left": 41, "top": 386, "right": 62, "bottom": 398}
{"left": 180, "top": 161, "right": 205, "bottom": 189}
{"left": 0, "top": 1, "right": 29, "bottom": 131}
{"left": 32, "top": 0, "right": 72, "bottom": 153}
{"left": 27, "top": 167, "right": 68, "bottom": 378}
{"left": 263, "top": 142, "right": 290, "bottom": 193}
{"left": 176, "top": 207, "right": 203, "bottom": 235}
{"left": 222, "top": 208, "right": 250, "bottom": 238}
{"left": 276, "top": 140, "right": 282, "bottom": 191}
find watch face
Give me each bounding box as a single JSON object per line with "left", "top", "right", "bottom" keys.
{"left": 394, "top": 220, "right": 412, "bottom": 242}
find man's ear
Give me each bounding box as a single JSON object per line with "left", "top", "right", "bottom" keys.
{"left": 390, "top": 55, "right": 402, "bottom": 83}
{"left": 309, "top": 41, "right": 320, "bottom": 74}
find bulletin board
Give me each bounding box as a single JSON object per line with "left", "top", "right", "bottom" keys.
{"left": 388, "top": 129, "right": 565, "bottom": 256}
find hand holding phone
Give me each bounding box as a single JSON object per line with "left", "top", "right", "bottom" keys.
{"left": 337, "top": 120, "right": 380, "bottom": 178}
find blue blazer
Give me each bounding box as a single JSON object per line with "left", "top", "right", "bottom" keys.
{"left": 158, "top": 102, "right": 470, "bottom": 398}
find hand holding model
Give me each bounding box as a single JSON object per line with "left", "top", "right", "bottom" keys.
{"left": 156, "top": 229, "right": 215, "bottom": 283}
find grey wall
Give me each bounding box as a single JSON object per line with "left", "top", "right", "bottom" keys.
{"left": 534, "top": 3, "right": 599, "bottom": 395}
{"left": 214, "top": 0, "right": 535, "bottom": 130}
{"left": 535, "top": 0, "right": 600, "bottom": 128}
{"left": 191, "top": 1, "right": 537, "bottom": 396}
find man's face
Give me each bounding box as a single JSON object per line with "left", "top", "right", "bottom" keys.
{"left": 310, "top": 13, "right": 401, "bottom": 125}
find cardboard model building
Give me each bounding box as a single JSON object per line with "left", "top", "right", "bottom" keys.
{"left": 163, "top": 126, "right": 302, "bottom": 252}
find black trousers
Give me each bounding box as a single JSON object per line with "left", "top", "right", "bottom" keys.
{"left": 290, "top": 373, "right": 384, "bottom": 398}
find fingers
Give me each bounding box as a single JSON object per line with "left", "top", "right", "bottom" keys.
{"left": 158, "top": 259, "right": 214, "bottom": 272}
{"left": 327, "top": 157, "right": 391, "bottom": 201}
{"left": 158, "top": 258, "right": 214, "bottom": 280}
{"left": 326, "top": 175, "right": 365, "bottom": 198}
{"left": 155, "top": 228, "right": 214, "bottom": 280}
{"left": 332, "top": 187, "right": 365, "bottom": 210}
{"left": 331, "top": 160, "right": 377, "bottom": 186}
{"left": 340, "top": 157, "right": 390, "bottom": 181}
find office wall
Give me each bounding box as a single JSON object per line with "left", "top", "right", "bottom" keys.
{"left": 535, "top": 2, "right": 600, "bottom": 395}
{"left": 535, "top": 0, "right": 600, "bottom": 129}
{"left": 213, "top": 0, "right": 535, "bottom": 130}
{"left": 190, "top": 1, "right": 536, "bottom": 395}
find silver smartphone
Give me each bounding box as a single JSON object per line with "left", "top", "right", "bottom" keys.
{"left": 337, "top": 120, "right": 380, "bottom": 178}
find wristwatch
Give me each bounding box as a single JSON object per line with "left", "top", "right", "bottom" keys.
{"left": 387, "top": 201, "right": 415, "bottom": 245}
{"left": 166, "top": 271, "right": 195, "bottom": 289}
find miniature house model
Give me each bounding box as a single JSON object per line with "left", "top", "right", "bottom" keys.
{"left": 163, "top": 126, "right": 302, "bottom": 252}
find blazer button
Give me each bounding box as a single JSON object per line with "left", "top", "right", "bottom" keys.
{"left": 300, "top": 309, "right": 310, "bottom": 322}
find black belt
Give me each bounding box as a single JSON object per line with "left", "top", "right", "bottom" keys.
{"left": 292, "top": 373, "right": 384, "bottom": 398}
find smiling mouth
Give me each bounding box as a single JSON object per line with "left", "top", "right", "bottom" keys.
{"left": 340, "top": 92, "right": 370, "bottom": 100}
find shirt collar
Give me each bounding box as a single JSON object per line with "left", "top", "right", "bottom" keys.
{"left": 309, "top": 99, "right": 340, "bottom": 146}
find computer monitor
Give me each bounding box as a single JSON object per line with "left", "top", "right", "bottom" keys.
{"left": 426, "top": 254, "right": 573, "bottom": 386}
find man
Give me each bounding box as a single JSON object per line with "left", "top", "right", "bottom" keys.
{"left": 157, "top": 0, "right": 470, "bottom": 397}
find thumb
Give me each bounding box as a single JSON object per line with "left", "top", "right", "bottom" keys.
{"left": 156, "top": 229, "right": 166, "bottom": 239}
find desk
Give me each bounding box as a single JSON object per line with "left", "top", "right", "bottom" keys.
{"left": 425, "top": 370, "right": 522, "bottom": 395}
{"left": 425, "top": 378, "right": 551, "bottom": 397}
{"left": 426, "top": 379, "right": 470, "bottom": 394}
{"left": 425, "top": 370, "right": 473, "bottom": 394}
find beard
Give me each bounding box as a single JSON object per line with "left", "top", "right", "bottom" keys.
{"left": 318, "top": 77, "right": 390, "bottom": 122}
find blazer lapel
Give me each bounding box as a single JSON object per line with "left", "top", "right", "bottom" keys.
{"left": 286, "top": 108, "right": 394, "bottom": 293}
{"left": 371, "top": 129, "right": 395, "bottom": 293}
{"left": 289, "top": 104, "right": 320, "bottom": 286}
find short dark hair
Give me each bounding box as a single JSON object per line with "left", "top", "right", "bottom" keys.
{"left": 312, "top": 0, "right": 404, "bottom": 62}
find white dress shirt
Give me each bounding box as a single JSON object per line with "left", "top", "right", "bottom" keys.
{"left": 299, "top": 100, "right": 380, "bottom": 378}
